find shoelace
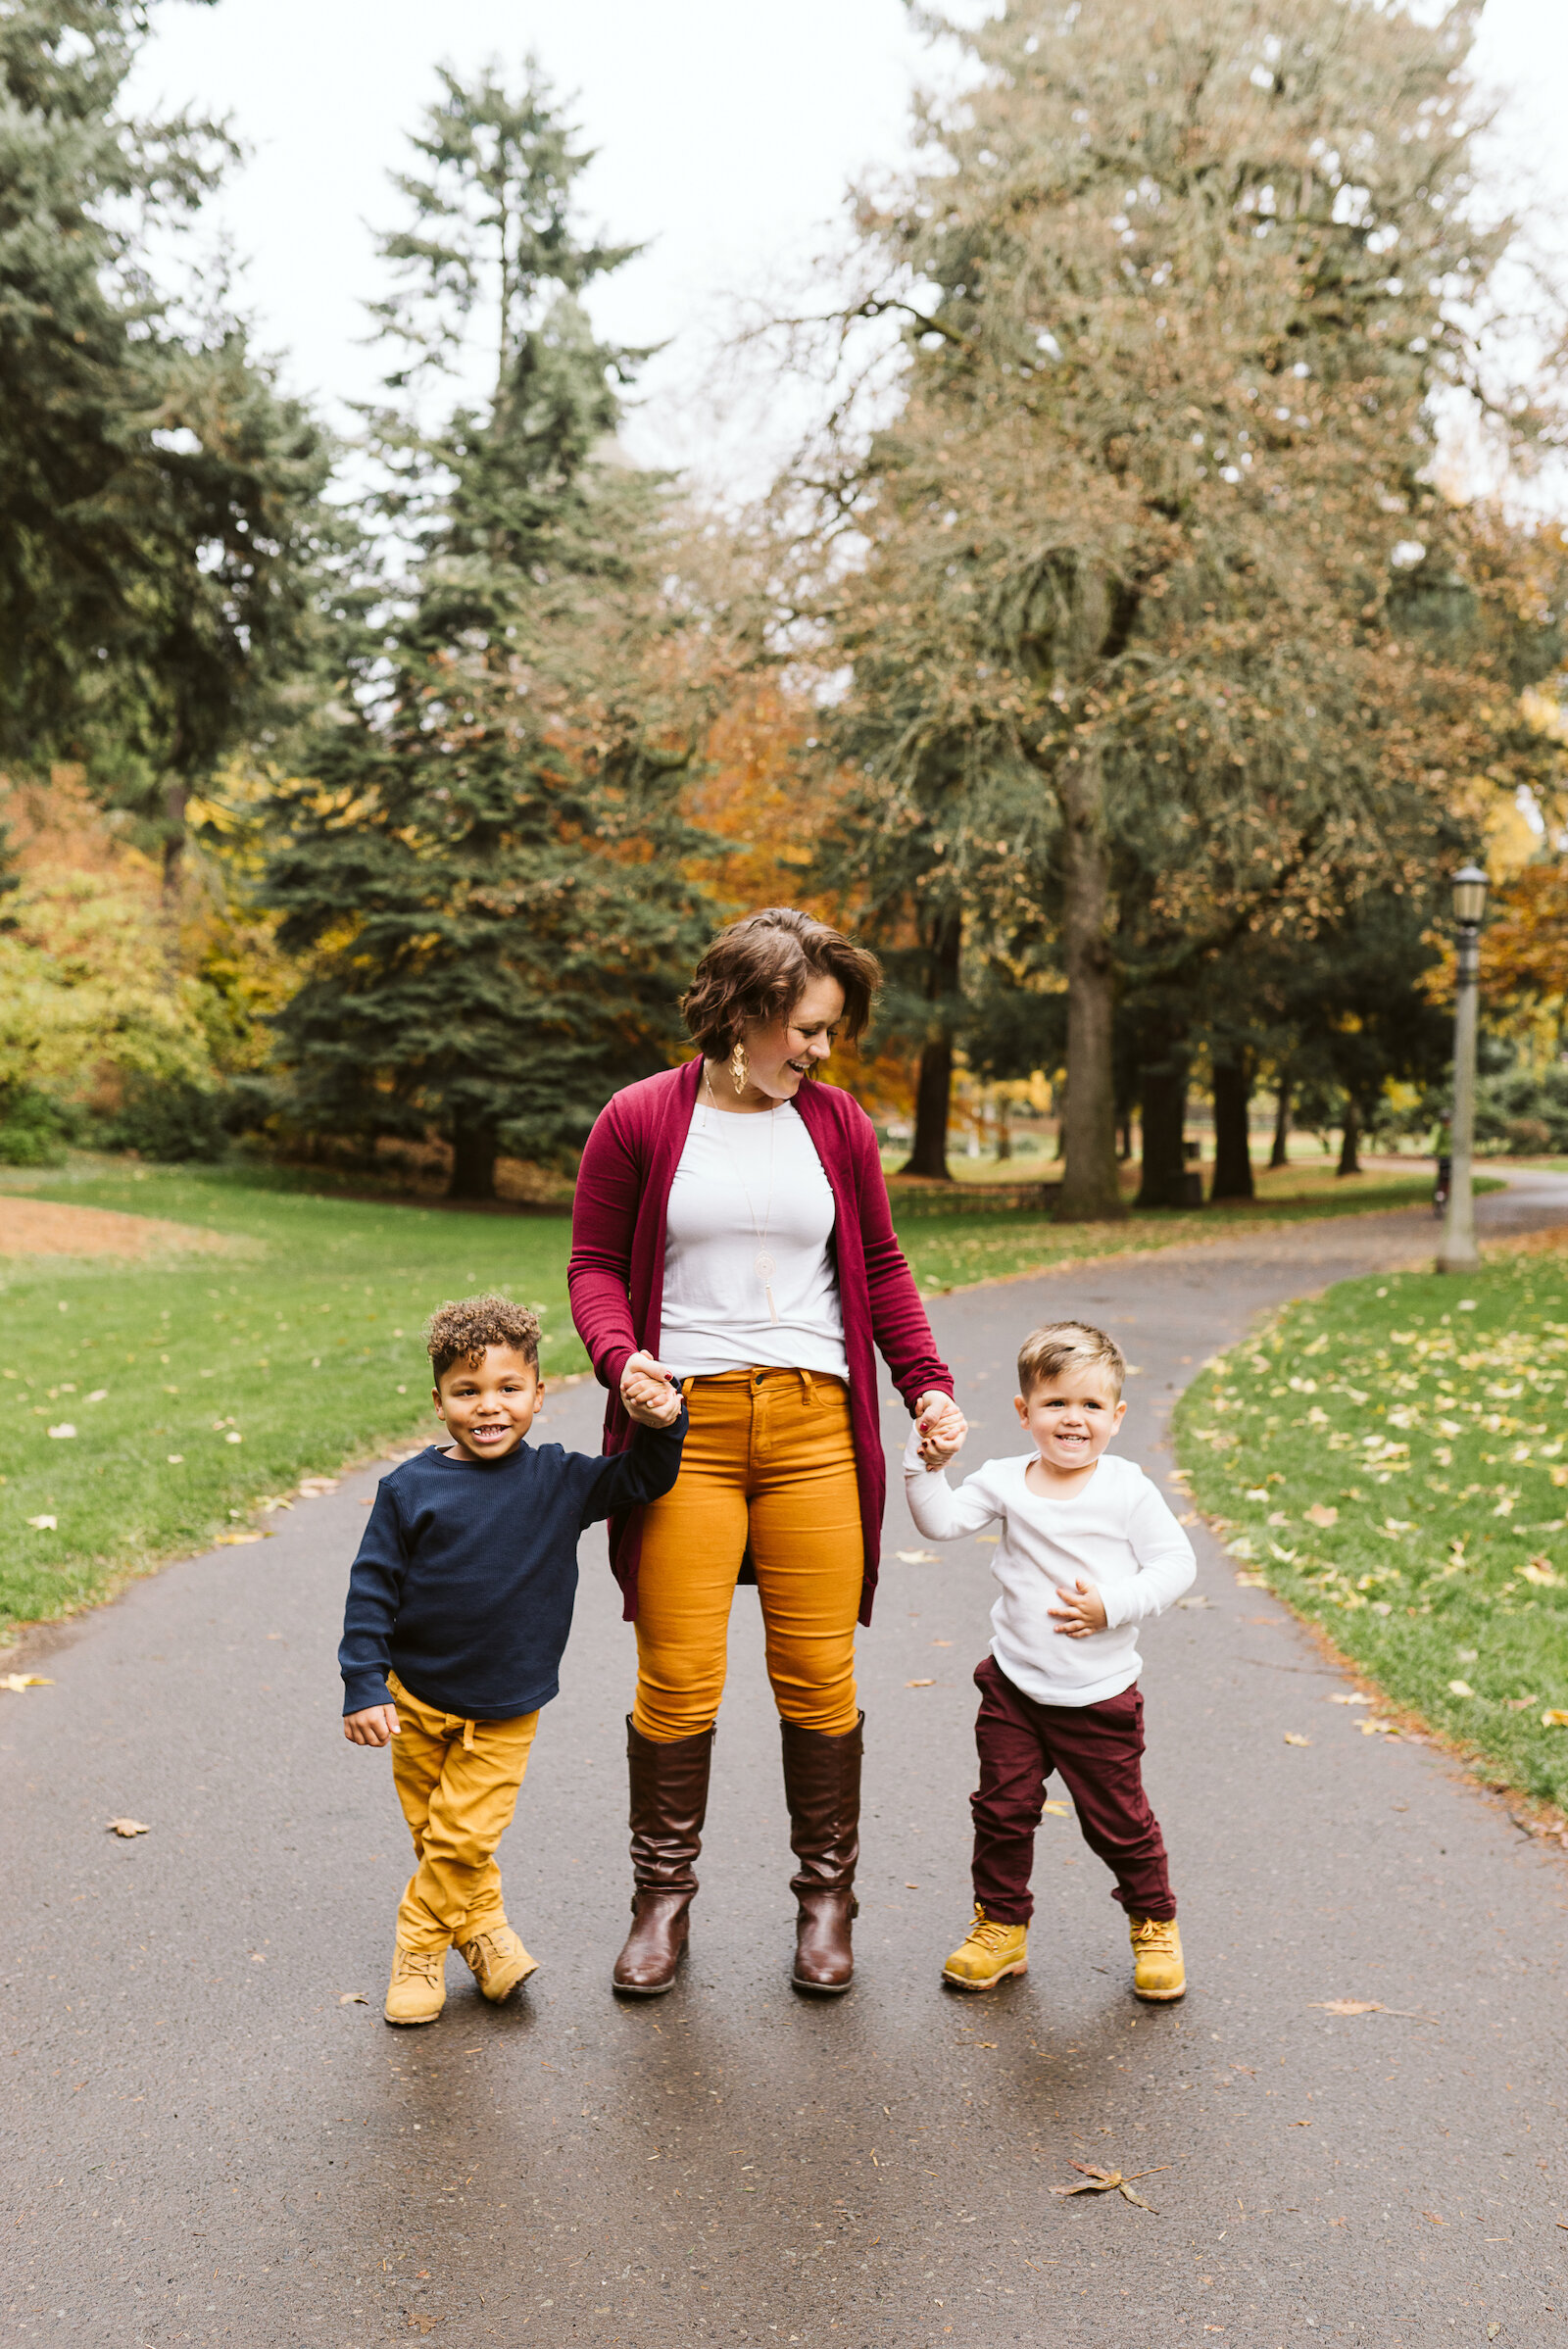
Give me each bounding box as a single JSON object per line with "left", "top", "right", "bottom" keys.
{"left": 396, "top": 1948, "right": 443, "bottom": 1982}
{"left": 1130, "top": 1916, "right": 1177, "bottom": 1949}
{"left": 966, "top": 1913, "right": 1021, "bottom": 1953}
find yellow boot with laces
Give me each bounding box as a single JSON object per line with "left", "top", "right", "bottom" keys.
{"left": 384, "top": 1942, "right": 447, "bottom": 2026}
{"left": 459, "top": 1921, "right": 537, "bottom": 2004}
{"left": 942, "top": 1904, "right": 1029, "bottom": 1991}
{"left": 1128, "top": 1911, "right": 1185, "bottom": 2001}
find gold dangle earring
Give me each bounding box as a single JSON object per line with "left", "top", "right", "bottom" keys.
{"left": 729, "top": 1039, "right": 749, "bottom": 1096}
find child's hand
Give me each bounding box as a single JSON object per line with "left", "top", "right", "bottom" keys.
{"left": 1048, "top": 1579, "right": 1108, "bottom": 1639}
{"left": 344, "top": 1702, "right": 400, "bottom": 1745}
{"left": 624, "top": 1377, "right": 681, "bottom": 1430}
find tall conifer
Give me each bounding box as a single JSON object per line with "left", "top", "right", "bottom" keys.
{"left": 264, "top": 64, "right": 711, "bottom": 1197}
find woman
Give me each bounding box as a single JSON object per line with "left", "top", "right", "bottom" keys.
{"left": 568, "top": 907, "right": 966, "bottom": 1996}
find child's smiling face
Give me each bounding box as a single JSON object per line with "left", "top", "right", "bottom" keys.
{"left": 434, "top": 1344, "right": 544, "bottom": 1463}
{"left": 1015, "top": 1370, "right": 1125, "bottom": 1477}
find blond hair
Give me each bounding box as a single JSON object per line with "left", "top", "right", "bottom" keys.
{"left": 1016, "top": 1320, "right": 1126, "bottom": 1401}
{"left": 425, "top": 1294, "right": 541, "bottom": 1383}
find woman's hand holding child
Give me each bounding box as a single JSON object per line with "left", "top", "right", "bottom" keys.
{"left": 619, "top": 1349, "right": 683, "bottom": 1429}
{"left": 915, "top": 1389, "right": 966, "bottom": 1469}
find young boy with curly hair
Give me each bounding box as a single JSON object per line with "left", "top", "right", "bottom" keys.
{"left": 906, "top": 1319, "right": 1196, "bottom": 2003}
{"left": 340, "top": 1294, "right": 685, "bottom": 2025}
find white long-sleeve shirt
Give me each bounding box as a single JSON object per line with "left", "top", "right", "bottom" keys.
{"left": 903, "top": 1436, "right": 1197, "bottom": 1707}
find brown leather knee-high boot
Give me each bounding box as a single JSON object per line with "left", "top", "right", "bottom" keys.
{"left": 780, "top": 1712, "right": 862, "bottom": 1994}
{"left": 612, "top": 1718, "right": 714, "bottom": 1996}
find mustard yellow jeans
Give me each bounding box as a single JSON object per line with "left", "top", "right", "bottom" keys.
{"left": 632, "top": 1368, "right": 864, "bottom": 1743}
{"left": 387, "top": 1670, "right": 540, "bottom": 1953}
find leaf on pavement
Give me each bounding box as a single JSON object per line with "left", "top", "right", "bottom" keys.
{"left": 1234, "top": 1571, "right": 1269, "bottom": 1588}
{"left": 2, "top": 1673, "right": 53, "bottom": 1691}
{"left": 1304, "top": 1502, "right": 1339, "bottom": 1528}
{"left": 1311, "top": 1999, "right": 1383, "bottom": 2016}
{"left": 1042, "top": 1799, "right": 1070, "bottom": 1816}
{"left": 215, "top": 1531, "right": 273, "bottom": 1546}
{"left": 107, "top": 1818, "right": 150, "bottom": 1837}
{"left": 896, "top": 1549, "right": 939, "bottom": 1564}
{"left": 408, "top": 2319, "right": 443, "bottom": 2335}
{"left": 1359, "top": 1719, "right": 1398, "bottom": 1736}
{"left": 1283, "top": 1733, "right": 1311, "bottom": 1746}
{"left": 1329, "top": 1691, "right": 1373, "bottom": 1705}
{"left": 1052, "top": 2160, "right": 1168, "bottom": 2213}
{"left": 905, "top": 1678, "right": 936, "bottom": 1688}
{"left": 339, "top": 1991, "right": 368, "bottom": 2005}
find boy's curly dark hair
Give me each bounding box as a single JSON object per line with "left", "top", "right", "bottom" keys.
{"left": 425, "top": 1295, "right": 541, "bottom": 1383}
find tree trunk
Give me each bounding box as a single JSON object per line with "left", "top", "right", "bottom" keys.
{"left": 1055, "top": 754, "right": 1125, "bottom": 1220}
{"left": 1337, "top": 1100, "right": 1361, "bottom": 1178}
{"left": 1269, "top": 1079, "right": 1291, "bottom": 1170}
{"left": 995, "top": 1095, "right": 1011, "bottom": 1160}
{"left": 1137, "top": 1050, "right": 1190, "bottom": 1207}
{"left": 901, "top": 910, "right": 961, "bottom": 1180}
{"left": 1209, "top": 1052, "right": 1255, "bottom": 1200}
{"left": 1117, "top": 1116, "right": 1134, "bottom": 1161}
{"left": 449, "top": 1120, "right": 499, "bottom": 1200}
{"left": 162, "top": 776, "right": 189, "bottom": 927}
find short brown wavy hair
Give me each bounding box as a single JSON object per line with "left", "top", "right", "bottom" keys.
{"left": 426, "top": 1294, "right": 541, "bottom": 1383}
{"left": 1016, "top": 1321, "right": 1127, "bottom": 1401}
{"left": 680, "top": 907, "right": 881, "bottom": 1060}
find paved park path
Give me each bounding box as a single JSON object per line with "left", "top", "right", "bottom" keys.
{"left": 6, "top": 1176, "right": 1568, "bottom": 2348}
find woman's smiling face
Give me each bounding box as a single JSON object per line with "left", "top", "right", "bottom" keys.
{"left": 735, "top": 972, "right": 847, "bottom": 1103}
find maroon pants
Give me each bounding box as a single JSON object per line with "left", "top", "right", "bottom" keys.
{"left": 970, "top": 1653, "right": 1175, "bottom": 1926}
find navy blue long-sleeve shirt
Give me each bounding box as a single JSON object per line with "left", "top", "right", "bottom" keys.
{"left": 338, "top": 1406, "right": 687, "bottom": 1720}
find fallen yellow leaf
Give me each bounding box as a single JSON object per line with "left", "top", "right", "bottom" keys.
{"left": 1522, "top": 1556, "right": 1561, "bottom": 1587}
{"left": 1042, "top": 1799, "right": 1070, "bottom": 1816}
{"left": 1051, "top": 2160, "right": 1168, "bottom": 2213}
{"left": 1447, "top": 1680, "right": 1475, "bottom": 1698}
{"left": 895, "top": 1548, "right": 939, "bottom": 1565}
{"left": 1, "top": 1673, "right": 53, "bottom": 1691}
{"left": 1234, "top": 1571, "right": 1268, "bottom": 1588}
{"left": 1543, "top": 1709, "right": 1568, "bottom": 1729}
{"left": 1328, "top": 1692, "right": 1372, "bottom": 1705}
{"left": 1284, "top": 1733, "right": 1311, "bottom": 1746}
{"left": 1304, "top": 1502, "right": 1339, "bottom": 1528}
{"left": 106, "top": 1818, "right": 150, "bottom": 1837}
{"left": 906, "top": 1678, "right": 936, "bottom": 1688}
{"left": 1359, "top": 1719, "right": 1398, "bottom": 1736}
{"left": 215, "top": 1530, "right": 273, "bottom": 1546}
{"left": 339, "top": 1991, "right": 368, "bottom": 2005}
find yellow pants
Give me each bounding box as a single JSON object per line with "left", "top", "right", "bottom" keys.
{"left": 387, "top": 1671, "right": 540, "bottom": 1954}
{"left": 633, "top": 1368, "right": 863, "bottom": 1743}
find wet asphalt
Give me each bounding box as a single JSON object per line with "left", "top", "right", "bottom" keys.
{"left": 4, "top": 1175, "right": 1568, "bottom": 2348}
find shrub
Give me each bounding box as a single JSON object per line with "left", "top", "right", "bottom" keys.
{"left": 0, "top": 1087, "right": 72, "bottom": 1166}
{"left": 104, "top": 1075, "right": 227, "bottom": 1162}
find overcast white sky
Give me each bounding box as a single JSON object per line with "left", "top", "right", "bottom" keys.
{"left": 125, "top": 0, "right": 1568, "bottom": 497}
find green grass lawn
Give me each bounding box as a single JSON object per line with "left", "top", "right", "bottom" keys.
{"left": 0, "top": 1161, "right": 587, "bottom": 1640}
{"left": 1174, "top": 1249, "right": 1568, "bottom": 1813}
{"left": 899, "top": 1161, "right": 1477, "bottom": 1295}
{"left": 0, "top": 1151, "right": 1490, "bottom": 1642}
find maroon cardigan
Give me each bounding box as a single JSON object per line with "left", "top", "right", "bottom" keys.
{"left": 567, "top": 1057, "right": 954, "bottom": 1627}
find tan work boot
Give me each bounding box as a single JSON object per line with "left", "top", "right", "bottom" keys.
{"left": 1128, "top": 1912, "right": 1186, "bottom": 2002}
{"left": 942, "top": 1904, "right": 1029, "bottom": 1991}
{"left": 384, "top": 1942, "right": 447, "bottom": 2026}
{"left": 458, "top": 1921, "right": 537, "bottom": 2004}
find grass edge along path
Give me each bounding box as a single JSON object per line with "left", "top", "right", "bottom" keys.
{"left": 0, "top": 1157, "right": 1493, "bottom": 1651}
{"left": 1172, "top": 1230, "right": 1568, "bottom": 1837}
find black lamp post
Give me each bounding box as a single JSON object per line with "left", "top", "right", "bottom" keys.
{"left": 1437, "top": 863, "right": 1488, "bottom": 1276}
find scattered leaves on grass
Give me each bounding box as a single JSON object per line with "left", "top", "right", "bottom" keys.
{"left": 1283, "top": 1733, "right": 1311, "bottom": 1746}
{"left": 1523, "top": 1556, "right": 1562, "bottom": 1586}
{"left": 2, "top": 1673, "right": 53, "bottom": 1691}
{"left": 46, "top": 1422, "right": 76, "bottom": 1439}
{"left": 1234, "top": 1571, "right": 1268, "bottom": 1588}
{"left": 339, "top": 1992, "right": 368, "bottom": 2005}
{"left": 24, "top": 1514, "right": 56, "bottom": 1530}
{"left": 106, "top": 1818, "right": 150, "bottom": 1837}
{"left": 1543, "top": 1710, "right": 1568, "bottom": 1730}
{"left": 1304, "top": 1503, "right": 1339, "bottom": 1528}
{"left": 1052, "top": 2161, "right": 1169, "bottom": 2213}
{"left": 1448, "top": 1680, "right": 1476, "bottom": 1698}
{"left": 906, "top": 1678, "right": 936, "bottom": 1688}
{"left": 896, "top": 1548, "right": 939, "bottom": 1564}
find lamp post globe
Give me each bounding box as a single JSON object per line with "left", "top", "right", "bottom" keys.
{"left": 1437, "top": 864, "right": 1487, "bottom": 1277}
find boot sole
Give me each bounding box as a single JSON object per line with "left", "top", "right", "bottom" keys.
{"left": 791, "top": 1972, "right": 854, "bottom": 1996}
{"left": 1133, "top": 1980, "right": 1187, "bottom": 2002}
{"left": 942, "top": 1958, "right": 1028, "bottom": 1992}
{"left": 612, "top": 1971, "right": 681, "bottom": 1997}
{"left": 383, "top": 2008, "right": 443, "bottom": 2026}
{"left": 477, "top": 1962, "right": 538, "bottom": 2004}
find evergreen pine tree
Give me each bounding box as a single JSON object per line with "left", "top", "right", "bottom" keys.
{"left": 263, "top": 63, "right": 713, "bottom": 1198}
{"left": 812, "top": 0, "right": 1566, "bottom": 1218}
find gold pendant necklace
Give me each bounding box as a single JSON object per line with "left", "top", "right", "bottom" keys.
{"left": 704, "top": 1069, "right": 780, "bottom": 1323}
